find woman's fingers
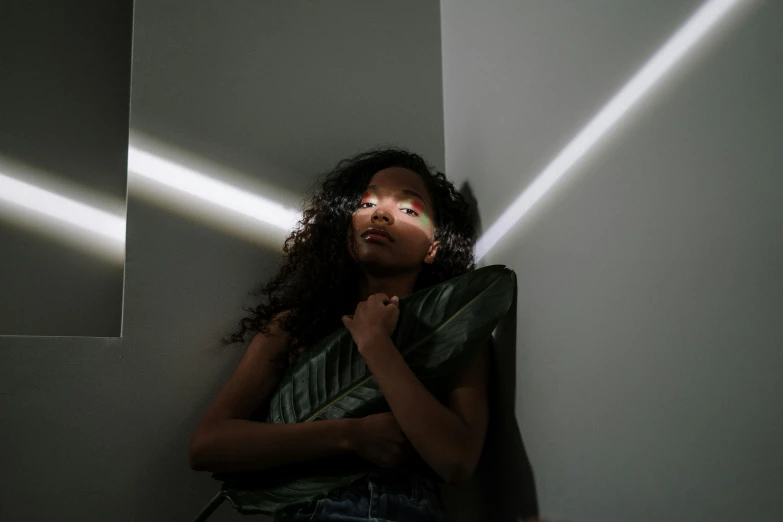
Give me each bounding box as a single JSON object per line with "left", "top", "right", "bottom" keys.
{"left": 289, "top": 346, "right": 307, "bottom": 364}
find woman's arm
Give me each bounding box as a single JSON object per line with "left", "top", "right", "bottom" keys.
{"left": 356, "top": 336, "right": 491, "bottom": 484}
{"left": 190, "top": 417, "right": 355, "bottom": 473}
{"left": 189, "top": 313, "right": 356, "bottom": 473}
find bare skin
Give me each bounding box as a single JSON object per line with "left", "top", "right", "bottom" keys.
{"left": 346, "top": 167, "right": 440, "bottom": 302}
{"left": 191, "top": 167, "right": 491, "bottom": 488}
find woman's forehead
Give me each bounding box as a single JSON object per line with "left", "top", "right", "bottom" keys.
{"left": 367, "top": 168, "right": 432, "bottom": 205}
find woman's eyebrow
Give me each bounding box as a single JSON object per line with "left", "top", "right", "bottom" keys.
{"left": 367, "top": 185, "right": 428, "bottom": 208}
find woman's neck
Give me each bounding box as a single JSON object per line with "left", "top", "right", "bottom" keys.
{"left": 356, "top": 271, "right": 419, "bottom": 302}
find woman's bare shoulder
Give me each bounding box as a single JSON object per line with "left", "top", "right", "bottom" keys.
{"left": 195, "top": 310, "right": 295, "bottom": 427}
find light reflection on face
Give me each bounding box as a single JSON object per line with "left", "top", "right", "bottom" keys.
{"left": 348, "top": 167, "right": 438, "bottom": 271}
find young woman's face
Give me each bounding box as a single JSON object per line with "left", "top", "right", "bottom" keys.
{"left": 347, "top": 167, "right": 439, "bottom": 273}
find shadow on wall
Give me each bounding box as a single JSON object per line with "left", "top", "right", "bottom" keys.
{"left": 440, "top": 183, "right": 539, "bottom": 521}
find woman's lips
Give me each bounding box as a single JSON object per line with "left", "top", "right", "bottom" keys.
{"left": 362, "top": 233, "right": 392, "bottom": 242}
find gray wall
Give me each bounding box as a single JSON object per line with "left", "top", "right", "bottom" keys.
{"left": 0, "top": 1, "right": 444, "bottom": 520}
{"left": 6, "top": 1, "right": 780, "bottom": 521}
{"left": 442, "top": 0, "right": 783, "bottom": 521}
{"left": 0, "top": 0, "right": 131, "bottom": 336}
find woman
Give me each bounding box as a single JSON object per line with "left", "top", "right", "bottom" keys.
{"left": 189, "top": 148, "right": 491, "bottom": 521}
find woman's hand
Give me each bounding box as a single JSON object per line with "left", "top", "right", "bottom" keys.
{"left": 346, "top": 412, "right": 415, "bottom": 469}
{"left": 342, "top": 293, "right": 400, "bottom": 349}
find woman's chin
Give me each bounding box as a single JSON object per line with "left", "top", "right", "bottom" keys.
{"left": 355, "top": 255, "right": 412, "bottom": 275}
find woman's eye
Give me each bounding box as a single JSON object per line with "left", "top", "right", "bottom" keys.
{"left": 359, "top": 202, "right": 418, "bottom": 216}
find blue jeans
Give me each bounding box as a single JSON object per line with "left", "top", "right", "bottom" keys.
{"left": 274, "top": 470, "right": 448, "bottom": 521}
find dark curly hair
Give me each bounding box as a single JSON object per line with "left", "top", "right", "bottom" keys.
{"left": 223, "top": 147, "right": 477, "bottom": 370}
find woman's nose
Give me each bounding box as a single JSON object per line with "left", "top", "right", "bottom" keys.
{"left": 371, "top": 208, "right": 394, "bottom": 224}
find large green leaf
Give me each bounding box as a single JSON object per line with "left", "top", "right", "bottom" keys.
{"left": 213, "top": 264, "right": 516, "bottom": 516}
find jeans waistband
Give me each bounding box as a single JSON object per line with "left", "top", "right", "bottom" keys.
{"left": 362, "top": 470, "right": 438, "bottom": 503}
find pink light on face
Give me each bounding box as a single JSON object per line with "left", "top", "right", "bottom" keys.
{"left": 410, "top": 199, "right": 425, "bottom": 215}
{"left": 362, "top": 189, "right": 430, "bottom": 228}
{"left": 400, "top": 197, "right": 431, "bottom": 229}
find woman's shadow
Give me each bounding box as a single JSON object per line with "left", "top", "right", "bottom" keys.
{"left": 440, "top": 183, "right": 539, "bottom": 521}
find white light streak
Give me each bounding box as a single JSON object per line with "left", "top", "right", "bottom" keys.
{"left": 476, "top": 0, "right": 746, "bottom": 261}
{"left": 127, "top": 147, "right": 301, "bottom": 231}
{"left": 0, "top": 172, "right": 126, "bottom": 243}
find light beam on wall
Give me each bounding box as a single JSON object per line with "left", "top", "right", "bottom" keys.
{"left": 0, "top": 141, "right": 301, "bottom": 261}
{"left": 475, "top": 0, "right": 747, "bottom": 261}
{"left": 127, "top": 147, "right": 301, "bottom": 232}
{"left": 0, "top": 172, "right": 126, "bottom": 243}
